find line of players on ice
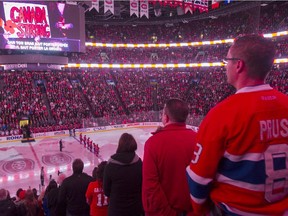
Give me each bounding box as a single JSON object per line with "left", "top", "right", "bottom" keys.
{"left": 79, "top": 133, "right": 100, "bottom": 157}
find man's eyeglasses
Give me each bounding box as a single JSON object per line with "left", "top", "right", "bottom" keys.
{"left": 222, "top": 57, "right": 242, "bottom": 64}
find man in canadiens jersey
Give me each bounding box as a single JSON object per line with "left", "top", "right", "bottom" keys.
{"left": 186, "top": 34, "right": 288, "bottom": 216}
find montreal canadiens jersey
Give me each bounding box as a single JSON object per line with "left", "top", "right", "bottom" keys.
{"left": 86, "top": 181, "right": 108, "bottom": 216}
{"left": 186, "top": 85, "right": 288, "bottom": 216}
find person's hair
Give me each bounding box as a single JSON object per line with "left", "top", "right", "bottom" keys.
{"left": 164, "top": 98, "right": 188, "bottom": 123}
{"left": 16, "top": 188, "right": 23, "bottom": 198}
{"left": 32, "top": 188, "right": 37, "bottom": 199}
{"left": 0, "top": 188, "right": 8, "bottom": 201}
{"left": 96, "top": 161, "right": 107, "bottom": 182}
{"left": 92, "top": 167, "right": 98, "bottom": 180}
{"left": 24, "top": 189, "right": 38, "bottom": 215}
{"left": 25, "top": 189, "right": 35, "bottom": 202}
{"left": 45, "top": 180, "right": 57, "bottom": 196}
{"left": 116, "top": 133, "right": 137, "bottom": 153}
{"left": 72, "top": 158, "right": 84, "bottom": 174}
{"left": 230, "top": 34, "right": 275, "bottom": 80}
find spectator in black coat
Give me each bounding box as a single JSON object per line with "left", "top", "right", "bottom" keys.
{"left": 48, "top": 174, "right": 66, "bottom": 216}
{"left": 103, "top": 133, "right": 143, "bottom": 216}
{"left": 0, "top": 188, "right": 18, "bottom": 216}
{"left": 57, "top": 159, "right": 93, "bottom": 216}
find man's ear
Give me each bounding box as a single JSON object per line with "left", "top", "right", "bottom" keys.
{"left": 163, "top": 113, "right": 169, "bottom": 124}
{"left": 236, "top": 59, "right": 245, "bottom": 73}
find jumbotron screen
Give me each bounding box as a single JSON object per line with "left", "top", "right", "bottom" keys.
{"left": 0, "top": 1, "right": 85, "bottom": 53}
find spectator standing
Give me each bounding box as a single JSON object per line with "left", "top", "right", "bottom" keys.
{"left": 32, "top": 188, "right": 38, "bottom": 200}
{"left": 142, "top": 98, "right": 197, "bottom": 216}
{"left": 86, "top": 161, "right": 108, "bottom": 216}
{"left": 14, "top": 188, "right": 24, "bottom": 205}
{"left": 103, "top": 133, "right": 143, "bottom": 216}
{"left": 48, "top": 174, "right": 66, "bottom": 216}
{"left": 42, "top": 180, "right": 57, "bottom": 216}
{"left": 186, "top": 34, "right": 288, "bottom": 215}
{"left": 0, "top": 188, "right": 18, "bottom": 216}
{"left": 18, "top": 189, "right": 40, "bottom": 216}
{"left": 58, "top": 158, "right": 93, "bottom": 216}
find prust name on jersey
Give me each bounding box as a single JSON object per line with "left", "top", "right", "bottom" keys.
{"left": 260, "top": 118, "right": 288, "bottom": 141}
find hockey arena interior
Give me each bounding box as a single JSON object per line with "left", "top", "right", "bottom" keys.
{"left": 0, "top": 0, "right": 287, "bottom": 215}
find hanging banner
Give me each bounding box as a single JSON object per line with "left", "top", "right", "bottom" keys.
{"left": 104, "top": 0, "right": 114, "bottom": 14}
{"left": 174, "top": 0, "right": 184, "bottom": 8}
{"left": 140, "top": 0, "right": 149, "bottom": 18}
{"left": 193, "top": 0, "right": 208, "bottom": 13}
{"left": 184, "top": 0, "right": 193, "bottom": 14}
{"left": 211, "top": 0, "right": 220, "bottom": 9}
{"left": 130, "top": 0, "right": 139, "bottom": 17}
{"left": 89, "top": 0, "right": 99, "bottom": 12}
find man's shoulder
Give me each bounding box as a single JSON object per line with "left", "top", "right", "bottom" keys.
{"left": 61, "top": 175, "right": 72, "bottom": 184}
{"left": 204, "top": 95, "right": 235, "bottom": 120}
{"left": 82, "top": 172, "right": 93, "bottom": 180}
{"left": 162, "top": 125, "right": 197, "bottom": 136}
{"left": 146, "top": 126, "right": 195, "bottom": 143}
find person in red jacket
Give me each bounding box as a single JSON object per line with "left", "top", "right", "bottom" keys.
{"left": 142, "top": 98, "right": 197, "bottom": 216}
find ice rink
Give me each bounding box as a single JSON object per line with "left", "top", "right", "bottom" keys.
{"left": 0, "top": 126, "right": 156, "bottom": 197}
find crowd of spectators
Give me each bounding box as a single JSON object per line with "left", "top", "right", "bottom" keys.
{"left": 86, "top": 2, "right": 288, "bottom": 44}
{"left": 69, "top": 44, "right": 230, "bottom": 64}
{"left": 70, "top": 37, "right": 288, "bottom": 66}
{"left": 0, "top": 71, "right": 48, "bottom": 136}
{"left": 80, "top": 70, "right": 125, "bottom": 118}
{"left": 0, "top": 64, "right": 287, "bottom": 136}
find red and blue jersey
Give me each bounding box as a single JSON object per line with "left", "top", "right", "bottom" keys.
{"left": 86, "top": 181, "right": 108, "bottom": 216}
{"left": 186, "top": 85, "right": 288, "bottom": 216}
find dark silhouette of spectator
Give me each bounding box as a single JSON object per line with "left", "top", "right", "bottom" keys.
{"left": 0, "top": 188, "right": 18, "bottom": 216}
{"left": 48, "top": 174, "right": 66, "bottom": 216}
{"left": 57, "top": 159, "right": 93, "bottom": 216}
{"left": 103, "top": 133, "right": 143, "bottom": 216}
{"left": 15, "top": 189, "right": 26, "bottom": 212}
{"left": 32, "top": 188, "right": 38, "bottom": 200}
{"left": 14, "top": 188, "right": 24, "bottom": 204}
{"left": 43, "top": 180, "right": 58, "bottom": 216}
{"left": 17, "top": 189, "right": 40, "bottom": 216}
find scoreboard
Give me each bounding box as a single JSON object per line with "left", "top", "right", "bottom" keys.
{"left": 0, "top": 1, "right": 85, "bottom": 53}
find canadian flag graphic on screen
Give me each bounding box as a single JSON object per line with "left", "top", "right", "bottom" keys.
{"left": 2, "top": 2, "right": 51, "bottom": 39}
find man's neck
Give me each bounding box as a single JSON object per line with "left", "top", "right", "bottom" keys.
{"left": 235, "top": 79, "right": 265, "bottom": 91}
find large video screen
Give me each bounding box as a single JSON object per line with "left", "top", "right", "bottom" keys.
{"left": 0, "top": 1, "right": 85, "bottom": 52}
